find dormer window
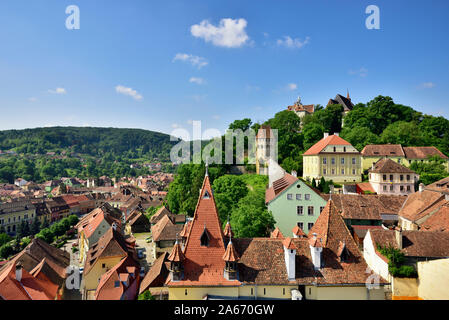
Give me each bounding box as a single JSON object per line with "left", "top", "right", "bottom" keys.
{"left": 200, "top": 228, "right": 210, "bottom": 246}
{"left": 203, "top": 190, "right": 211, "bottom": 199}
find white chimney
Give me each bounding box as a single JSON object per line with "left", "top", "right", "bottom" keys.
{"left": 323, "top": 132, "right": 329, "bottom": 139}
{"left": 395, "top": 229, "right": 403, "bottom": 250}
{"left": 334, "top": 132, "right": 339, "bottom": 136}
{"left": 15, "top": 263, "right": 23, "bottom": 282}
{"left": 309, "top": 233, "right": 323, "bottom": 270}
{"left": 112, "top": 222, "right": 117, "bottom": 231}
{"left": 291, "top": 170, "right": 297, "bottom": 178}
{"left": 419, "top": 183, "right": 425, "bottom": 193}
{"left": 283, "top": 241, "right": 296, "bottom": 281}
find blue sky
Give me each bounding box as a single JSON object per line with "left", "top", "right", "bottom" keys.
{"left": 0, "top": 0, "right": 448, "bottom": 138}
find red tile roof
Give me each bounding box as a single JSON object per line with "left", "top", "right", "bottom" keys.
{"left": 223, "top": 221, "right": 234, "bottom": 238}
{"left": 420, "top": 202, "right": 449, "bottom": 232}
{"left": 303, "top": 135, "right": 352, "bottom": 156}
{"left": 223, "top": 240, "right": 240, "bottom": 262}
{"left": 292, "top": 225, "right": 306, "bottom": 237}
{"left": 166, "top": 174, "right": 240, "bottom": 287}
{"left": 167, "top": 241, "right": 185, "bottom": 262}
{"left": 361, "top": 144, "right": 405, "bottom": 157}
{"left": 369, "top": 158, "right": 415, "bottom": 174}
{"left": 270, "top": 227, "right": 284, "bottom": 239}
{"left": 403, "top": 146, "right": 448, "bottom": 160}
{"left": 398, "top": 190, "right": 446, "bottom": 222}
{"left": 265, "top": 173, "right": 298, "bottom": 203}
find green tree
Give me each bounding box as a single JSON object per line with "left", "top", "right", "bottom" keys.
{"left": 138, "top": 291, "right": 156, "bottom": 300}
{"left": 30, "top": 217, "right": 41, "bottom": 235}
{"left": 230, "top": 192, "right": 275, "bottom": 238}
{"left": 0, "top": 233, "right": 11, "bottom": 247}
{"left": 212, "top": 175, "right": 248, "bottom": 224}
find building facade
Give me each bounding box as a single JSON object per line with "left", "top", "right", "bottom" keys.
{"left": 303, "top": 133, "right": 362, "bottom": 183}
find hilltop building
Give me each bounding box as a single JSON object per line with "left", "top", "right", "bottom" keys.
{"left": 303, "top": 133, "right": 362, "bottom": 183}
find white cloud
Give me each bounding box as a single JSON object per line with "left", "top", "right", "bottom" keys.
{"left": 420, "top": 82, "right": 436, "bottom": 89}
{"left": 48, "top": 88, "right": 66, "bottom": 94}
{"left": 191, "top": 18, "right": 249, "bottom": 48}
{"left": 276, "top": 36, "right": 310, "bottom": 49}
{"left": 287, "top": 83, "right": 298, "bottom": 91}
{"left": 189, "top": 77, "right": 205, "bottom": 85}
{"left": 173, "top": 53, "right": 208, "bottom": 69}
{"left": 349, "top": 67, "right": 368, "bottom": 77}
{"left": 115, "top": 85, "right": 143, "bottom": 101}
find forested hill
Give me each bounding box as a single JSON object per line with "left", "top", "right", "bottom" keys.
{"left": 0, "top": 126, "right": 178, "bottom": 160}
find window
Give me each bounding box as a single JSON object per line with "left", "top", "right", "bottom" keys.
{"left": 383, "top": 175, "right": 387, "bottom": 181}
{"left": 297, "top": 206, "right": 304, "bottom": 215}
{"left": 283, "top": 288, "right": 286, "bottom": 295}
{"left": 331, "top": 169, "right": 335, "bottom": 175}
{"left": 305, "top": 194, "right": 311, "bottom": 201}
{"left": 114, "top": 281, "right": 120, "bottom": 288}
{"left": 390, "top": 175, "right": 393, "bottom": 181}
{"left": 251, "top": 288, "right": 254, "bottom": 295}
{"left": 308, "top": 223, "right": 314, "bottom": 230}
{"left": 407, "top": 175, "right": 410, "bottom": 181}
{"left": 264, "top": 288, "right": 266, "bottom": 295}
{"left": 390, "top": 185, "right": 393, "bottom": 191}
{"left": 185, "top": 289, "right": 188, "bottom": 296}
{"left": 343, "top": 147, "right": 346, "bottom": 152}
{"left": 341, "top": 158, "right": 345, "bottom": 165}
{"left": 308, "top": 206, "right": 314, "bottom": 216}
{"left": 352, "top": 169, "right": 356, "bottom": 175}
{"left": 296, "top": 194, "right": 302, "bottom": 200}
{"left": 400, "top": 186, "right": 404, "bottom": 191}
{"left": 200, "top": 229, "right": 209, "bottom": 246}
{"left": 383, "top": 185, "right": 387, "bottom": 191}
{"left": 323, "top": 158, "right": 327, "bottom": 164}
{"left": 407, "top": 185, "right": 411, "bottom": 192}
{"left": 323, "top": 169, "right": 327, "bottom": 175}
{"left": 102, "top": 263, "right": 106, "bottom": 268}
{"left": 320, "top": 206, "right": 325, "bottom": 213}
{"left": 331, "top": 158, "right": 335, "bottom": 165}
{"left": 341, "top": 169, "right": 345, "bottom": 175}
{"left": 287, "top": 194, "right": 293, "bottom": 200}
{"left": 297, "top": 222, "right": 303, "bottom": 230}
{"left": 352, "top": 158, "right": 356, "bottom": 165}
{"left": 203, "top": 190, "right": 211, "bottom": 199}
{"left": 333, "top": 147, "right": 336, "bottom": 152}
{"left": 400, "top": 175, "right": 404, "bottom": 181}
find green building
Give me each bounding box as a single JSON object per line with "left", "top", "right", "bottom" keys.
{"left": 266, "top": 172, "right": 327, "bottom": 236}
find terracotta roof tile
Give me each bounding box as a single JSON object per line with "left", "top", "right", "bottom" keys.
{"left": 303, "top": 135, "right": 353, "bottom": 156}
{"left": 361, "top": 144, "right": 405, "bottom": 157}
{"left": 369, "top": 158, "right": 416, "bottom": 174}
{"left": 223, "top": 240, "right": 240, "bottom": 262}
{"left": 270, "top": 227, "right": 284, "bottom": 239}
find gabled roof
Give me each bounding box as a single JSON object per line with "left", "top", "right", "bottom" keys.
{"left": 403, "top": 146, "right": 448, "bottom": 160}
{"left": 361, "top": 144, "right": 405, "bottom": 157}
{"left": 265, "top": 173, "right": 298, "bottom": 203}
{"left": 303, "top": 135, "right": 353, "bottom": 156}
{"left": 324, "top": 194, "right": 407, "bottom": 221}
{"left": 139, "top": 252, "right": 169, "bottom": 294}
{"left": 270, "top": 227, "right": 284, "bottom": 239}
{"left": 151, "top": 214, "right": 183, "bottom": 242}
{"left": 84, "top": 228, "right": 135, "bottom": 276}
{"left": 327, "top": 94, "right": 354, "bottom": 112}
{"left": 167, "top": 173, "right": 239, "bottom": 287}
{"left": 398, "top": 190, "right": 446, "bottom": 223}
{"left": 292, "top": 225, "right": 306, "bottom": 237}
{"left": 369, "top": 158, "right": 416, "bottom": 174}
{"left": 426, "top": 177, "right": 449, "bottom": 195}
{"left": 0, "top": 262, "right": 54, "bottom": 300}
{"left": 420, "top": 202, "right": 449, "bottom": 232}
{"left": 167, "top": 241, "right": 185, "bottom": 262}
{"left": 95, "top": 255, "right": 140, "bottom": 300}
{"left": 223, "top": 221, "right": 234, "bottom": 238}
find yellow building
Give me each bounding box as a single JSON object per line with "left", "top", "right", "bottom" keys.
{"left": 303, "top": 133, "right": 362, "bottom": 183}
{"left": 361, "top": 144, "right": 449, "bottom": 172}
{"left": 143, "top": 169, "right": 387, "bottom": 300}
{"left": 82, "top": 227, "right": 136, "bottom": 298}
{"left": 0, "top": 199, "right": 36, "bottom": 235}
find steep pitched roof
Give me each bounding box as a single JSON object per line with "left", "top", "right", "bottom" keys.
{"left": 167, "top": 241, "right": 185, "bottom": 262}
{"left": 151, "top": 214, "right": 183, "bottom": 242}
{"left": 222, "top": 240, "right": 240, "bottom": 262}
{"left": 369, "top": 158, "right": 416, "bottom": 174}
{"left": 303, "top": 135, "right": 353, "bottom": 156}
{"left": 327, "top": 94, "right": 354, "bottom": 112}
{"left": 0, "top": 262, "right": 54, "bottom": 300}
{"left": 398, "top": 190, "right": 446, "bottom": 222}
{"left": 166, "top": 174, "right": 240, "bottom": 287}
{"left": 420, "top": 202, "right": 449, "bottom": 232}
{"left": 84, "top": 228, "right": 135, "bottom": 276}
{"left": 292, "top": 225, "right": 306, "bottom": 237}
{"left": 95, "top": 255, "right": 140, "bottom": 300}
{"left": 139, "top": 252, "right": 169, "bottom": 294}
{"left": 265, "top": 173, "right": 302, "bottom": 203}
{"left": 270, "top": 227, "right": 284, "bottom": 239}
{"left": 149, "top": 206, "right": 172, "bottom": 224}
